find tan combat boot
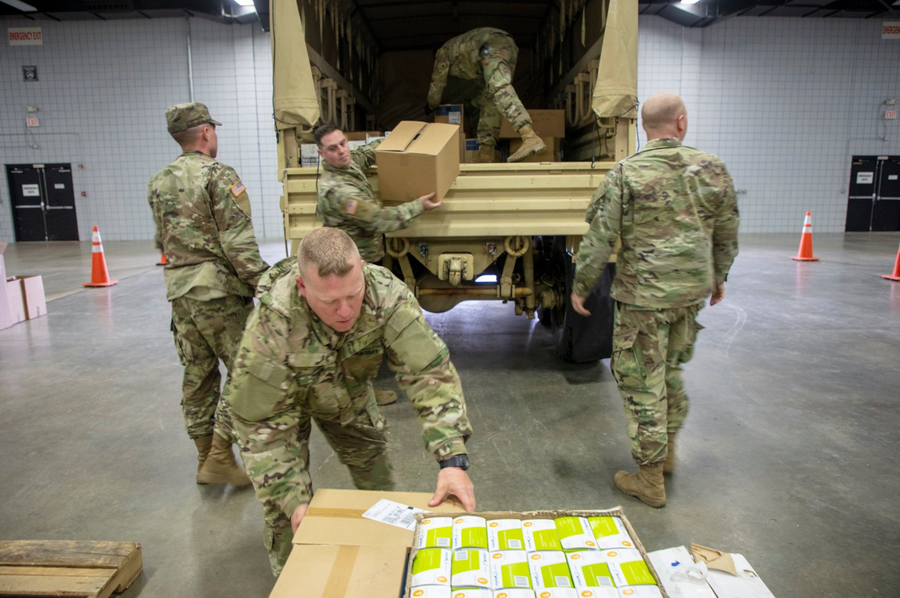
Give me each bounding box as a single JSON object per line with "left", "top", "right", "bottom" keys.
{"left": 614, "top": 463, "right": 666, "bottom": 508}
{"left": 664, "top": 434, "right": 676, "bottom": 475}
{"left": 473, "top": 144, "right": 496, "bottom": 163}
{"left": 193, "top": 435, "right": 213, "bottom": 479}
{"left": 375, "top": 390, "right": 397, "bottom": 406}
{"left": 196, "top": 433, "right": 251, "bottom": 487}
{"left": 507, "top": 125, "right": 546, "bottom": 163}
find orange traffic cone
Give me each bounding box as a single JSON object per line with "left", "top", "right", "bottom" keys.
{"left": 83, "top": 226, "right": 118, "bottom": 287}
{"left": 792, "top": 211, "right": 819, "bottom": 262}
{"left": 157, "top": 253, "right": 168, "bottom": 266}
{"left": 882, "top": 242, "right": 900, "bottom": 282}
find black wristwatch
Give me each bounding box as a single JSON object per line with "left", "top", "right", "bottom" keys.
{"left": 439, "top": 454, "right": 470, "bottom": 471}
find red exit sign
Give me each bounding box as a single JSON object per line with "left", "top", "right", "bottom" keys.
{"left": 886, "top": 110, "right": 898, "bottom": 120}
{"left": 26, "top": 117, "right": 39, "bottom": 127}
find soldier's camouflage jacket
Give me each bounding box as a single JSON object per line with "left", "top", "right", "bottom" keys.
{"left": 317, "top": 139, "right": 424, "bottom": 263}
{"left": 224, "top": 257, "right": 472, "bottom": 517}
{"left": 573, "top": 138, "right": 740, "bottom": 308}
{"left": 148, "top": 151, "right": 269, "bottom": 300}
{"left": 427, "top": 27, "right": 513, "bottom": 108}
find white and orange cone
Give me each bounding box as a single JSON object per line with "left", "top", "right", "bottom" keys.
{"left": 792, "top": 211, "right": 819, "bottom": 262}
{"left": 157, "top": 253, "right": 168, "bottom": 266}
{"left": 882, "top": 242, "right": 900, "bottom": 282}
{"left": 83, "top": 225, "right": 118, "bottom": 287}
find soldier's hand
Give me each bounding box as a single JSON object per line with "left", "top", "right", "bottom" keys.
{"left": 290, "top": 502, "right": 310, "bottom": 534}
{"left": 419, "top": 192, "right": 442, "bottom": 211}
{"left": 710, "top": 284, "right": 725, "bottom": 306}
{"left": 429, "top": 468, "right": 476, "bottom": 513}
{"left": 570, "top": 293, "right": 591, "bottom": 317}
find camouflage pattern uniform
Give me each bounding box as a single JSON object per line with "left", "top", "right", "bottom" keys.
{"left": 427, "top": 27, "right": 532, "bottom": 147}
{"left": 148, "top": 102, "right": 270, "bottom": 442}
{"left": 223, "top": 257, "right": 472, "bottom": 575}
{"left": 573, "top": 137, "right": 740, "bottom": 466}
{"left": 317, "top": 138, "right": 425, "bottom": 263}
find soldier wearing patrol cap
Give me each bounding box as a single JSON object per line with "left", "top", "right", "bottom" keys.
{"left": 314, "top": 123, "right": 442, "bottom": 406}
{"left": 223, "top": 227, "right": 475, "bottom": 576}
{"left": 148, "top": 102, "right": 270, "bottom": 488}
{"left": 571, "top": 92, "right": 740, "bottom": 508}
{"left": 426, "top": 27, "right": 544, "bottom": 163}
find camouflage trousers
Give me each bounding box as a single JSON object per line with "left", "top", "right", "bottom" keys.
{"left": 233, "top": 395, "right": 392, "bottom": 577}
{"left": 473, "top": 34, "right": 532, "bottom": 146}
{"left": 170, "top": 295, "right": 253, "bottom": 441}
{"left": 610, "top": 301, "right": 703, "bottom": 466}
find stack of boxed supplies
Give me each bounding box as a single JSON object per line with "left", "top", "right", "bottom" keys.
{"left": 408, "top": 510, "right": 665, "bottom": 598}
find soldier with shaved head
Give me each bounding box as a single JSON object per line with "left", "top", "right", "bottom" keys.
{"left": 571, "top": 92, "right": 740, "bottom": 508}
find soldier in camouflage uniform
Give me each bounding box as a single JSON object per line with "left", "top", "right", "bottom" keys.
{"left": 571, "top": 92, "right": 740, "bottom": 508}
{"left": 148, "top": 102, "right": 270, "bottom": 487}
{"left": 223, "top": 227, "right": 475, "bottom": 575}
{"left": 426, "top": 27, "right": 545, "bottom": 163}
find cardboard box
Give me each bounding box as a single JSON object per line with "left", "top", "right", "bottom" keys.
{"left": 435, "top": 106, "right": 466, "bottom": 161}
{"left": 451, "top": 549, "right": 492, "bottom": 589}
{"left": 522, "top": 520, "right": 562, "bottom": 552}
{"left": 452, "top": 516, "right": 488, "bottom": 550}
{"left": 6, "top": 278, "right": 26, "bottom": 324}
{"left": 529, "top": 551, "right": 574, "bottom": 590}
{"left": 488, "top": 519, "right": 525, "bottom": 551}
{"left": 293, "top": 489, "right": 457, "bottom": 548}
{"left": 375, "top": 121, "right": 461, "bottom": 202}
{"left": 509, "top": 137, "right": 561, "bottom": 163}
{"left": 555, "top": 517, "right": 598, "bottom": 551}
{"left": 0, "top": 242, "right": 13, "bottom": 331}
{"left": 300, "top": 143, "right": 321, "bottom": 168}
{"left": 490, "top": 551, "right": 532, "bottom": 590}
{"left": 7, "top": 275, "right": 46, "bottom": 320}
{"left": 412, "top": 548, "right": 452, "bottom": 586}
{"left": 588, "top": 517, "right": 634, "bottom": 550}
{"left": 270, "top": 544, "right": 408, "bottom": 598}
{"left": 345, "top": 131, "right": 383, "bottom": 141}
{"left": 499, "top": 110, "right": 565, "bottom": 138}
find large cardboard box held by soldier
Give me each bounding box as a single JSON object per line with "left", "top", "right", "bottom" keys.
{"left": 499, "top": 109, "right": 565, "bottom": 138}
{"left": 375, "top": 121, "right": 461, "bottom": 202}
{"left": 434, "top": 105, "right": 466, "bottom": 161}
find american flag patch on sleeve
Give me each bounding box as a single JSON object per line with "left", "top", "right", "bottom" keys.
{"left": 230, "top": 181, "right": 246, "bottom": 197}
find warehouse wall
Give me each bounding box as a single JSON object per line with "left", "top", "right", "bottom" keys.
{"left": 0, "top": 18, "right": 281, "bottom": 243}
{"left": 638, "top": 16, "right": 900, "bottom": 233}
{"left": 1, "top": 15, "right": 898, "bottom": 242}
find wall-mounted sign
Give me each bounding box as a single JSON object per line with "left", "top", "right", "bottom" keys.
{"left": 857, "top": 172, "right": 874, "bottom": 185}
{"left": 22, "top": 65, "right": 38, "bottom": 82}
{"left": 883, "top": 22, "right": 900, "bottom": 39}
{"left": 26, "top": 117, "right": 39, "bottom": 127}
{"left": 22, "top": 184, "right": 40, "bottom": 197}
{"left": 8, "top": 27, "right": 42, "bottom": 45}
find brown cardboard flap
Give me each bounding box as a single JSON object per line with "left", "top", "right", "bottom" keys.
{"left": 271, "top": 544, "right": 407, "bottom": 598}
{"left": 377, "top": 121, "right": 428, "bottom": 153}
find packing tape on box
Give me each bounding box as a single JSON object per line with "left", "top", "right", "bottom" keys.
{"left": 306, "top": 508, "right": 368, "bottom": 518}
{"left": 322, "top": 545, "right": 359, "bottom": 597}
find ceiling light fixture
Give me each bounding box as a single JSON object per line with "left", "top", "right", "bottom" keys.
{"left": 680, "top": 0, "right": 702, "bottom": 4}
{"left": 234, "top": 0, "right": 255, "bottom": 6}
{"left": 0, "top": 0, "right": 38, "bottom": 11}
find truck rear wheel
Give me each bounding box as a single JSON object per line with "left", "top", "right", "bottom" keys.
{"left": 547, "top": 237, "right": 615, "bottom": 363}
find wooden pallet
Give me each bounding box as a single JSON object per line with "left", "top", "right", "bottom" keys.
{"left": 0, "top": 541, "right": 142, "bottom": 598}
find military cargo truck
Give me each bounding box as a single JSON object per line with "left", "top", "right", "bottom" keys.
{"left": 268, "top": 0, "right": 637, "bottom": 362}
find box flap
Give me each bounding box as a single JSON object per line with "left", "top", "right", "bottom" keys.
{"left": 410, "top": 123, "right": 459, "bottom": 155}
{"left": 376, "top": 121, "right": 428, "bottom": 153}
{"left": 270, "top": 544, "right": 407, "bottom": 598}
{"left": 0, "top": 242, "right": 7, "bottom": 255}
{"left": 294, "top": 489, "right": 459, "bottom": 547}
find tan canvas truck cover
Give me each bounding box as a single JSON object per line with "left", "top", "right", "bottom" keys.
{"left": 271, "top": 0, "right": 320, "bottom": 131}
{"left": 592, "top": 0, "right": 638, "bottom": 119}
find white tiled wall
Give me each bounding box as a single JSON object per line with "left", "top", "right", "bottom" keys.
{"left": 0, "top": 17, "right": 281, "bottom": 243}
{"left": 2, "top": 15, "right": 898, "bottom": 241}
{"left": 639, "top": 16, "right": 900, "bottom": 233}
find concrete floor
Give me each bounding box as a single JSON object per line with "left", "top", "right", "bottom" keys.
{"left": 1, "top": 233, "right": 899, "bottom": 598}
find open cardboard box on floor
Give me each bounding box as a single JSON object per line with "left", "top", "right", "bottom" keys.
{"left": 0, "top": 242, "right": 12, "bottom": 331}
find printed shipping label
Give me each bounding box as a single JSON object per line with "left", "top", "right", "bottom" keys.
{"left": 588, "top": 517, "right": 634, "bottom": 550}
{"left": 412, "top": 548, "right": 452, "bottom": 586}
{"left": 523, "top": 520, "right": 563, "bottom": 552}
{"left": 362, "top": 498, "right": 423, "bottom": 530}
{"left": 555, "top": 517, "right": 598, "bottom": 551}
{"left": 452, "top": 549, "right": 492, "bottom": 589}
{"left": 488, "top": 520, "right": 526, "bottom": 551}
{"left": 528, "top": 552, "right": 574, "bottom": 589}
{"left": 490, "top": 551, "right": 533, "bottom": 590}
{"left": 418, "top": 517, "right": 454, "bottom": 549}
{"left": 453, "top": 516, "right": 489, "bottom": 550}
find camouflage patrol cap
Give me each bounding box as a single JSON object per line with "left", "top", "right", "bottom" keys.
{"left": 165, "top": 102, "right": 222, "bottom": 133}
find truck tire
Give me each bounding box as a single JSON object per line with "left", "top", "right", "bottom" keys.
{"left": 548, "top": 237, "right": 615, "bottom": 363}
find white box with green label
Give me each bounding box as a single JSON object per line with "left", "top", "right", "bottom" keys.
{"left": 566, "top": 551, "right": 617, "bottom": 590}
{"left": 492, "top": 589, "right": 536, "bottom": 598}
{"left": 412, "top": 548, "right": 452, "bottom": 587}
{"left": 527, "top": 551, "right": 574, "bottom": 590}
{"left": 410, "top": 587, "right": 452, "bottom": 598}
{"left": 417, "top": 517, "right": 454, "bottom": 549}
{"left": 554, "top": 517, "right": 598, "bottom": 551}
{"left": 452, "top": 549, "right": 492, "bottom": 589}
{"left": 488, "top": 520, "right": 525, "bottom": 551}
{"left": 600, "top": 549, "right": 656, "bottom": 588}
{"left": 522, "top": 520, "right": 562, "bottom": 552}
{"left": 532, "top": 589, "right": 579, "bottom": 598}
{"left": 490, "top": 551, "right": 532, "bottom": 590}
{"left": 449, "top": 590, "right": 492, "bottom": 598}
{"left": 453, "top": 516, "right": 489, "bottom": 550}
{"left": 617, "top": 587, "right": 663, "bottom": 598}
{"left": 588, "top": 517, "right": 634, "bottom": 550}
